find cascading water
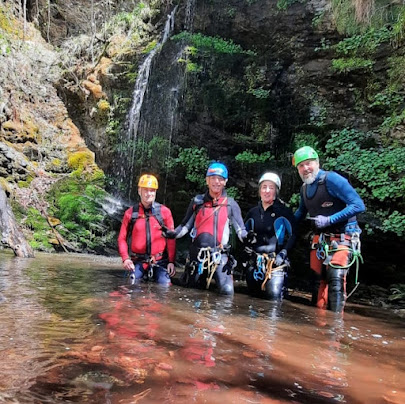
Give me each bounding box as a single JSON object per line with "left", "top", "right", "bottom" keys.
{"left": 118, "top": 6, "right": 178, "bottom": 199}
{"left": 131, "top": 0, "right": 198, "bottom": 203}
{"left": 184, "top": 0, "right": 196, "bottom": 32}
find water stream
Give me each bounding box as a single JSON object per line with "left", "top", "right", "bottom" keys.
{"left": 0, "top": 251, "right": 404, "bottom": 403}
{"left": 119, "top": 7, "right": 178, "bottom": 198}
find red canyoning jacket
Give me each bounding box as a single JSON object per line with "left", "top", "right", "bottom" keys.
{"left": 117, "top": 202, "right": 176, "bottom": 263}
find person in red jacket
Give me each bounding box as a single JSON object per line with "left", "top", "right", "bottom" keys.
{"left": 117, "top": 174, "right": 176, "bottom": 285}
{"left": 163, "top": 162, "right": 247, "bottom": 295}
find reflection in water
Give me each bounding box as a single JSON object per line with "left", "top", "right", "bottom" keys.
{"left": 0, "top": 251, "right": 404, "bottom": 403}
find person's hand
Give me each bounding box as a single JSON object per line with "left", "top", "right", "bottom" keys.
{"left": 245, "top": 230, "right": 257, "bottom": 245}
{"left": 123, "top": 258, "right": 135, "bottom": 271}
{"left": 167, "top": 263, "right": 176, "bottom": 277}
{"left": 314, "top": 215, "right": 330, "bottom": 229}
{"left": 274, "top": 249, "right": 287, "bottom": 267}
{"left": 244, "top": 245, "right": 254, "bottom": 255}
{"left": 162, "top": 227, "right": 178, "bottom": 239}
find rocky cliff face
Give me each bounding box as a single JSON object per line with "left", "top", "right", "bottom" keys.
{"left": 1, "top": 0, "right": 404, "bottom": 268}
{"left": 0, "top": 1, "right": 106, "bottom": 254}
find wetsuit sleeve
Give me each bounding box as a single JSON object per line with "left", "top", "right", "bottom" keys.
{"left": 294, "top": 187, "right": 308, "bottom": 223}
{"left": 117, "top": 207, "right": 133, "bottom": 262}
{"left": 162, "top": 206, "right": 176, "bottom": 263}
{"left": 174, "top": 198, "right": 196, "bottom": 238}
{"left": 282, "top": 206, "right": 298, "bottom": 252}
{"left": 244, "top": 209, "right": 253, "bottom": 227}
{"left": 326, "top": 172, "right": 366, "bottom": 225}
{"left": 230, "top": 199, "right": 247, "bottom": 239}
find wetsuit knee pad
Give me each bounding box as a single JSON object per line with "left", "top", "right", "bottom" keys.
{"left": 215, "top": 268, "right": 234, "bottom": 295}
{"left": 264, "top": 272, "right": 285, "bottom": 300}
{"left": 219, "top": 282, "right": 234, "bottom": 295}
{"left": 327, "top": 268, "right": 347, "bottom": 312}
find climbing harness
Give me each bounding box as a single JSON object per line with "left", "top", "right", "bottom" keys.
{"left": 313, "top": 231, "right": 364, "bottom": 299}
{"left": 197, "top": 246, "right": 223, "bottom": 289}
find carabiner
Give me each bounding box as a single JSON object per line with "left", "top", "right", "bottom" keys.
{"left": 212, "top": 251, "right": 221, "bottom": 265}
{"left": 253, "top": 268, "right": 265, "bottom": 281}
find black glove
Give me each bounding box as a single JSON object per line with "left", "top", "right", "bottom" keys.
{"left": 243, "top": 245, "right": 254, "bottom": 255}
{"left": 274, "top": 249, "right": 287, "bottom": 267}
{"left": 223, "top": 255, "right": 237, "bottom": 275}
{"left": 161, "top": 226, "right": 178, "bottom": 239}
{"left": 245, "top": 230, "right": 257, "bottom": 245}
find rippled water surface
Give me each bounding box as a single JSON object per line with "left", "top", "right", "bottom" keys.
{"left": 0, "top": 251, "right": 404, "bottom": 403}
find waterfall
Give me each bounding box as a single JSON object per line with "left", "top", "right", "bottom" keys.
{"left": 184, "top": 0, "right": 196, "bottom": 32}
{"left": 120, "top": 6, "right": 177, "bottom": 198}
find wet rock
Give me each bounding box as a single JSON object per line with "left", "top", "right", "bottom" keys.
{"left": 0, "top": 185, "right": 34, "bottom": 257}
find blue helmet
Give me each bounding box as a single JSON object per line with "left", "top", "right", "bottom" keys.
{"left": 206, "top": 162, "right": 228, "bottom": 179}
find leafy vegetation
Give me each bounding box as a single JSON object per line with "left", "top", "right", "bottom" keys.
{"left": 235, "top": 150, "right": 274, "bottom": 165}
{"left": 172, "top": 32, "right": 255, "bottom": 56}
{"left": 24, "top": 207, "right": 54, "bottom": 251}
{"left": 276, "top": 0, "right": 302, "bottom": 11}
{"left": 323, "top": 129, "right": 405, "bottom": 236}
{"left": 331, "top": 57, "right": 373, "bottom": 73}
{"left": 168, "top": 147, "right": 210, "bottom": 189}
{"left": 47, "top": 178, "right": 115, "bottom": 252}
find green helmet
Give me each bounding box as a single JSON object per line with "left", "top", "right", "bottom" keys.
{"left": 292, "top": 146, "right": 319, "bottom": 167}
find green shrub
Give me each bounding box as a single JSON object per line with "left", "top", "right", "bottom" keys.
{"left": 172, "top": 32, "right": 255, "bottom": 56}
{"left": 331, "top": 57, "right": 374, "bottom": 73}
{"left": 47, "top": 178, "right": 112, "bottom": 251}
{"left": 235, "top": 150, "right": 273, "bottom": 165}
{"left": 169, "top": 147, "right": 210, "bottom": 188}
{"left": 322, "top": 128, "right": 405, "bottom": 236}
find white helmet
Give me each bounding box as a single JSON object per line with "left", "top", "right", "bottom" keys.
{"left": 259, "top": 172, "right": 281, "bottom": 190}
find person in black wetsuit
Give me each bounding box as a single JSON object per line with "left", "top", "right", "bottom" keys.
{"left": 243, "top": 172, "right": 297, "bottom": 300}
{"left": 293, "top": 146, "right": 365, "bottom": 312}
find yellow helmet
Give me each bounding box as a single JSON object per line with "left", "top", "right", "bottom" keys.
{"left": 138, "top": 174, "right": 158, "bottom": 189}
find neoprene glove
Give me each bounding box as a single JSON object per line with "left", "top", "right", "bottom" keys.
{"left": 245, "top": 230, "right": 257, "bottom": 245}
{"left": 314, "top": 215, "right": 330, "bottom": 229}
{"left": 161, "top": 227, "right": 178, "bottom": 239}
{"left": 274, "top": 249, "right": 287, "bottom": 267}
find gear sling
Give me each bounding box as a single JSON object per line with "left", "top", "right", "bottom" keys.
{"left": 186, "top": 195, "right": 236, "bottom": 291}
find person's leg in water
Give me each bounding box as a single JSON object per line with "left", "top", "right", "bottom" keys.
{"left": 153, "top": 260, "right": 172, "bottom": 286}
{"left": 245, "top": 265, "right": 263, "bottom": 297}
{"left": 183, "top": 244, "right": 208, "bottom": 290}
{"left": 128, "top": 262, "right": 145, "bottom": 285}
{"left": 213, "top": 254, "right": 234, "bottom": 295}
{"left": 310, "top": 246, "right": 328, "bottom": 309}
{"left": 327, "top": 243, "right": 351, "bottom": 312}
{"left": 263, "top": 270, "right": 286, "bottom": 300}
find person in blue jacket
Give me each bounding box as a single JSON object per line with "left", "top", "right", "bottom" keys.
{"left": 243, "top": 172, "right": 297, "bottom": 300}
{"left": 293, "top": 146, "right": 365, "bottom": 312}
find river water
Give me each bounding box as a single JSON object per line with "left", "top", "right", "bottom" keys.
{"left": 0, "top": 251, "right": 403, "bottom": 404}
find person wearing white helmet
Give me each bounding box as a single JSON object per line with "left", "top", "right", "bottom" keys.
{"left": 243, "top": 172, "right": 297, "bottom": 300}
